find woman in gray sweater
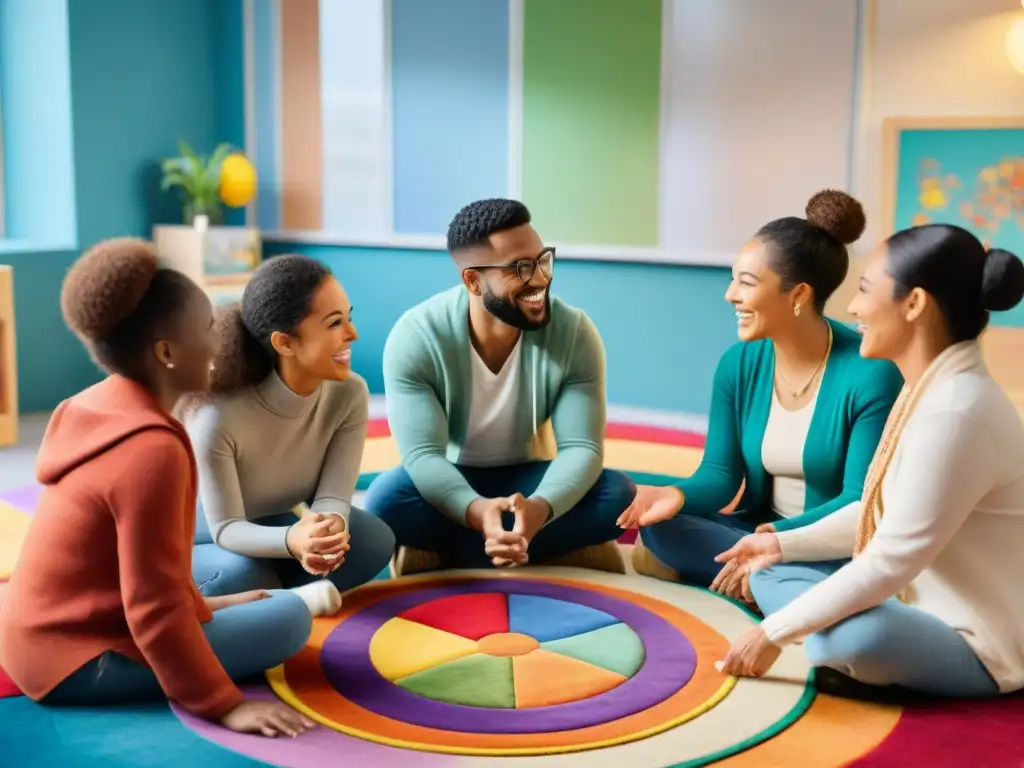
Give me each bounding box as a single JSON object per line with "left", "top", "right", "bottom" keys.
{"left": 184, "top": 255, "right": 395, "bottom": 614}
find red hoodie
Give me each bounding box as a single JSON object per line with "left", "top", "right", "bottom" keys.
{"left": 0, "top": 375, "right": 243, "bottom": 719}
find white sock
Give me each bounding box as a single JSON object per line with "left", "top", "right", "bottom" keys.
{"left": 290, "top": 580, "right": 343, "bottom": 617}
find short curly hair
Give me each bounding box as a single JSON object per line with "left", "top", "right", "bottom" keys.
{"left": 61, "top": 237, "right": 199, "bottom": 377}
{"left": 205, "top": 254, "right": 332, "bottom": 394}
{"left": 446, "top": 198, "right": 532, "bottom": 253}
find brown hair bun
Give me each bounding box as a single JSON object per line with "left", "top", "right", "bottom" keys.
{"left": 61, "top": 237, "right": 160, "bottom": 342}
{"left": 805, "top": 189, "right": 866, "bottom": 245}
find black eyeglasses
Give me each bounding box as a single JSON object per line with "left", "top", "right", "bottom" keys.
{"left": 464, "top": 248, "right": 555, "bottom": 284}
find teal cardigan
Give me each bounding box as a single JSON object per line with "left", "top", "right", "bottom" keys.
{"left": 678, "top": 318, "right": 903, "bottom": 532}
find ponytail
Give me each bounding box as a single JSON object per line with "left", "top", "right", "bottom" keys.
{"left": 208, "top": 303, "right": 274, "bottom": 393}
{"left": 177, "top": 254, "right": 331, "bottom": 417}
{"left": 176, "top": 303, "right": 272, "bottom": 417}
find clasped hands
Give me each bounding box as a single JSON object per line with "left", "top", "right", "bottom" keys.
{"left": 286, "top": 512, "right": 350, "bottom": 576}
{"left": 467, "top": 493, "right": 551, "bottom": 567}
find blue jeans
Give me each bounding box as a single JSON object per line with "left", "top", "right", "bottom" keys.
{"left": 362, "top": 462, "right": 636, "bottom": 568}
{"left": 192, "top": 507, "right": 395, "bottom": 597}
{"left": 44, "top": 591, "right": 311, "bottom": 706}
{"left": 751, "top": 561, "right": 1000, "bottom": 698}
{"left": 639, "top": 509, "right": 776, "bottom": 587}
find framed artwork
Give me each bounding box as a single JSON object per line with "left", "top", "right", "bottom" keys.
{"left": 202, "top": 227, "right": 261, "bottom": 277}
{"left": 882, "top": 116, "right": 1024, "bottom": 328}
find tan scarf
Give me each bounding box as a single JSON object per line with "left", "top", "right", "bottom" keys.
{"left": 853, "top": 340, "right": 983, "bottom": 600}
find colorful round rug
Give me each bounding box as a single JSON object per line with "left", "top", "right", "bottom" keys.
{"left": 254, "top": 570, "right": 813, "bottom": 762}
{"left": 2, "top": 412, "right": 1024, "bottom": 767}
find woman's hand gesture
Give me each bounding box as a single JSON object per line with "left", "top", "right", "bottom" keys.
{"left": 616, "top": 485, "right": 685, "bottom": 528}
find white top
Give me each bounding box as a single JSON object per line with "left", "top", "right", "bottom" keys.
{"left": 761, "top": 353, "right": 1024, "bottom": 692}
{"left": 761, "top": 389, "right": 817, "bottom": 518}
{"left": 458, "top": 337, "right": 529, "bottom": 467}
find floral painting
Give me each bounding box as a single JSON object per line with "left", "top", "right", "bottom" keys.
{"left": 891, "top": 124, "right": 1024, "bottom": 328}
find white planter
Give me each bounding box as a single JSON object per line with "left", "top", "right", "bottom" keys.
{"left": 153, "top": 224, "right": 262, "bottom": 292}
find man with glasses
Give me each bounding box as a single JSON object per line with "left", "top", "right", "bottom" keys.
{"left": 363, "top": 198, "right": 637, "bottom": 575}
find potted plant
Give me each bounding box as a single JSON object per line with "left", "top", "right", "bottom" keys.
{"left": 160, "top": 140, "right": 234, "bottom": 226}
{"left": 154, "top": 141, "right": 261, "bottom": 288}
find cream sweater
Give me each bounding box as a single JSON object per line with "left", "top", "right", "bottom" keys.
{"left": 185, "top": 371, "right": 369, "bottom": 558}
{"left": 760, "top": 355, "right": 1024, "bottom": 692}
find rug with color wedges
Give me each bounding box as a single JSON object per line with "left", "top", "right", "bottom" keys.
{"left": 0, "top": 415, "right": 1022, "bottom": 767}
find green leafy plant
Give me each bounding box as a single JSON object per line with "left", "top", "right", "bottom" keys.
{"left": 161, "top": 140, "right": 234, "bottom": 224}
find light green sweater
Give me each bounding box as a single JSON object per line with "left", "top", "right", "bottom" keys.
{"left": 382, "top": 286, "right": 607, "bottom": 523}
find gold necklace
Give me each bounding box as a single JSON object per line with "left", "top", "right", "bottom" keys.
{"left": 775, "top": 323, "right": 833, "bottom": 399}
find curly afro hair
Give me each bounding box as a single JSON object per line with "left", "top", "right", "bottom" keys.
{"left": 805, "top": 189, "right": 867, "bottom": 246}
{"left": 446, "top": 198, "right": 531, "bottom": 253}
{"left": 755, "top": 189, "right": 867, "bottom": 313}
{"left": 61, "top": 237, "right": 199, "bottom": 377}
{"left": 203, "top": 254, "right": 332, "bottom": 395}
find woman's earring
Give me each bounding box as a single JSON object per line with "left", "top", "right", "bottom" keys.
{"left": 166, "top": 362, "right": 175, "bottom": 369}
{"left": 793, "top": 305, "right": 801, "bottom": 317}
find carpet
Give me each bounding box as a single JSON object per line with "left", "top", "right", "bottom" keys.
{"left": 255, "top": 569, "right": 813, "bottom": 765}
{"left": 1, "top": 415, "right": 1023, "bottom": 766}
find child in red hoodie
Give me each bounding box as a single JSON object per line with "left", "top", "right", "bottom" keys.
{"left": 0, "top": 239, "right": 321, "bottom": 737}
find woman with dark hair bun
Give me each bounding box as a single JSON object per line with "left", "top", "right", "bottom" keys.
{"left": 719, "top": 223, "right": 1024, "bottom": 699}
{"left": 184, "top": 254, "right": 395, "bottom": 608}
{"left": 621, "top": 190, "right": 903, "bottom": 602}
{"left": 0, "top": 239, "right": 315, "bottom": 737}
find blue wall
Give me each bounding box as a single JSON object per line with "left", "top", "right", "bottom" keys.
{"left": 266, "top": 241, "right": 738, "bottom": 414}
{"left": 3, "top": 0, "right": 738, "bottom": 416}
{"left": 68, "top": 0, "right": 242, "bottom": 246}
{"left": 390, "top": 0, "right": 511, "bottom": 236}
{"left": 2, "top": 0, "right": 246, "bottom": 412}
{"left": 0, "top": 0, "right": 76, "bottom": 247}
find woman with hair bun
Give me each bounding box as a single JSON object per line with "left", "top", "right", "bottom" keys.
{"left": 717, "top": 224, "right": 1024, "bottom": 699}
{"left": 621, "top": 190, "right": 904, "bottom": 601}
{"left": 0, "top": 238, "right": 316, "bottom": 737}
{"left": 183, "top": 254, "right": 394, "bottom": 605}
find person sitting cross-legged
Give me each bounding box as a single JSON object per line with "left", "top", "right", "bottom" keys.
{"left": 182, "top": 255, "right": 395, "bottom": 606}
{"left": 0, "top": 239, "right": 316, "bottom": 737}
{"left": 362, "top": 198, "right": 637, "bottom": 576}
{"left": 620, "top": 190, "right": 903, "bottom": 601}
{"left": 717, "top": 224, "right": 1024, "bottom": 700}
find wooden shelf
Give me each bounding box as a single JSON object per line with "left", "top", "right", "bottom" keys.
{"left": 0, "top": 265, "right": 17, "bottom": 447}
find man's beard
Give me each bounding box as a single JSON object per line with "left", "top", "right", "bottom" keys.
{"left": 482, "top": 285, "right": 551, "bottom": 330}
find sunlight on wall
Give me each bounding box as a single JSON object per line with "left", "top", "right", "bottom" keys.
{"left": 1006, "top": 16, "right": 1024, "bottom": 74}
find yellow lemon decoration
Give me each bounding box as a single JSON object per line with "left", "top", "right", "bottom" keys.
{"left": 219, "top": 152, "right": 257, "bottom": 207}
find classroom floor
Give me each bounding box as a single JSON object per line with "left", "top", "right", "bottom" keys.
{"left": 2, "top": 396, "right": 1024, "bottom": 767}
